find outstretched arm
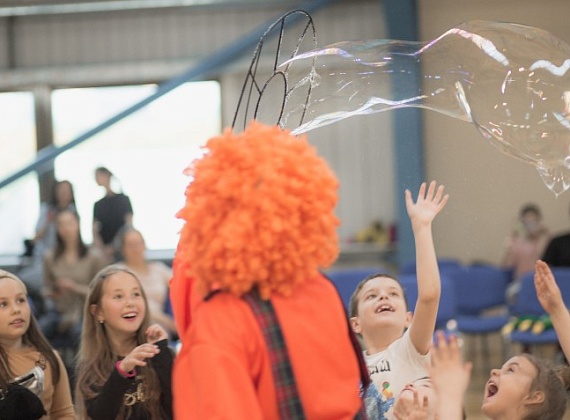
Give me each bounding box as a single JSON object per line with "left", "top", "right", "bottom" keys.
{"left": 534, "top": 260, "right": 570, "bottom": 361}
{"left": 406, "top": 181, "right": 449, "bottom": 355}
{"left": 429, "top": 332, "right": 471, "bottom": 420}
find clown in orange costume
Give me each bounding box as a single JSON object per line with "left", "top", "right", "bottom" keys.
{"left": 170, "top": 121, "right": 366, "bottom": 419}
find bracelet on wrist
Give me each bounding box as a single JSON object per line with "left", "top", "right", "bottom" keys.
{"left": 115, "top": 360, "right": 136, "bottom": 378}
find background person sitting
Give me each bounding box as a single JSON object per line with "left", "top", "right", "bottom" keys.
{"left": 40, "top": 208, "right": 106, "bottom": 370}
{"left": 502, "top": 203, "right": 550, "bottom": 303}
{"left": 117, "top": 227, "right": 177, "bottom": 337}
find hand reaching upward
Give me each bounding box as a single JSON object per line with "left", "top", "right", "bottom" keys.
{"left": 405, "top": 181, "right": 449, "bottom": 231}
{"left": 534, "top": 260, "right": 565, "bottom": 315}
{"left": 534, "top": 259, "right": 570, "bottom": 367}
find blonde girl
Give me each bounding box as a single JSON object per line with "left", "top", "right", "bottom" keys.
{"left": 0, "top": 270, "right": 74, "bottom": 419}
{"left": 75, "top": 265, "right": 173, "bottom": 419}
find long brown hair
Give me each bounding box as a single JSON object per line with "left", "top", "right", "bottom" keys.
{"left": 74, "top": 265, "right": 162, "bottom": 419}
{"left": 0, "top": 271, "right": 61, "bottom": 388}
{"left": 53, "top": 208, "right": 88, "bottom": 260}
{"left": 521, "top": 353, "right": 570, "bottom": 420}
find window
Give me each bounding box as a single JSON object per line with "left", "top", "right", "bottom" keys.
{"left": 0, "top": 92, "right": 38, "bottom": 255}
{"left": 52, "top": 81, "right": 221, "bottom": 250}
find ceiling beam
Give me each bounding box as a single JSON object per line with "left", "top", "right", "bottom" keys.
{"left": 0, "top": 0, "right": 297, "bottom": 17}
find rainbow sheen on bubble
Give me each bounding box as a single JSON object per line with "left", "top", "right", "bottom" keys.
{"left": 279, "top": 20, "right": 570, "bottom": 196}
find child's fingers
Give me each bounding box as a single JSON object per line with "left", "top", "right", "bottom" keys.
{"left": 412, "top": 388, "right": 419, "bottom": 407}
{"left": 131, "top": 359, "right": 148, "bottom": 367}
{"left": 437, "top": 193, "right": 449, "bottom": 210}
{"left": 404, "top": 189, "right": 413, "bottom": 207}
{"left": 146, "top": 325, "right": 168, "bottom": 343}
{"left": 432, "top": 183, "right": 444, "bottom": 202}
{"left": 425, "top": 180, "right": 437, "bottom": 201}
{"left": 131, "top": 344, "right": 159, "bottom": 360}
{"left": 431, "top": 331, "right": 446, "bottom": 366}
{"left": 417, "top": 182, "right": 427, "bottom": 200}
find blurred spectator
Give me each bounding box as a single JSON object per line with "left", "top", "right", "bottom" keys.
{"left": 17, "top": 180, "right": 77, "bottom": 314}
{"left": 92, "top": 166, "right": 133, "bottom": 262}
{"left": 502, "top": 204, "right": 550, "bottom": 303}
{"left": 118, "top": 227, "right": 177, "bottom": 336}
{"left": 40, "top": 209, "right": 106, "bottom": 357}
{"left": 502, "top": 204, "right": 550, "bottom": 278}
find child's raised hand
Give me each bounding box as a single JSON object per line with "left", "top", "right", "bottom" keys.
{"left": 119, "top": 343, "right": 160, "bottom": 373}
{"left": 405, "top": 181, "right": 449, "bottom": 230}
{"left": 146, "top": 324, "right": 168, "bottom": 344}
{"left": 429, "top": 331, "right": 471, "bottom": 417}
{"left": 534, "top": 260, "right": 564, "bottom": 315}
{"left": 393, "top": 389, "right": 430, "bottom": 420}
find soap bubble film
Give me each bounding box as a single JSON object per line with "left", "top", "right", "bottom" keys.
{"left": 279, "top": 20, "right": 570, "bottom": 196}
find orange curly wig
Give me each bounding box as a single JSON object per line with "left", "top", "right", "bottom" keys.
{"left": 175, "top": 121, "right": 340, "bottom": 299}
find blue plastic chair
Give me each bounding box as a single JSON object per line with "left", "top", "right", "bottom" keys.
{"left": 399, "top": 258, "right": 463, "bottom": 276}
{"left": 508, "top": 268, "right": 570, "bottom": 349}
{"left": 325, "top": 266, "right": 389, "bottom": 314}
{"left": 453, "top": 264, "right": 511, "bottom": 372}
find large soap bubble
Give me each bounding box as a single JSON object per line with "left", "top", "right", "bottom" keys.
{"left": 278, "top": 20, "right": 570, "bottom": 196}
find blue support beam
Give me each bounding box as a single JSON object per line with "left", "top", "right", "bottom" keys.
{"left": 0, "top": 0, "right": 339, "bottom": 191}
{"left": 382, "top": 0, "right": 424, "bottom": 268}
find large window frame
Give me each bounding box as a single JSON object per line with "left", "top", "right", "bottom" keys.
{"left": 0, "top": 80, "right": 222, "bottom": 256}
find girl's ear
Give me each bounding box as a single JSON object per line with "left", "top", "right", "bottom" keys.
{"left": 404, "top": 311, "right": 413, "bottom": 328}
{"left": 525, "top": 390, "right": 545, "bottom": 406}
{"left": 89, "top": 304, "right": 101, "bottom": 320}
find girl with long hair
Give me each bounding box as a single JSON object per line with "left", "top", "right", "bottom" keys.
{"left": 75, "top": 265, "right": 173, "bottom": 419}
{"left": 41, "top": 209, "right": 106, "bottom": 355}
{"left": 0, "top": 270, "right": 74, "bottom": 419}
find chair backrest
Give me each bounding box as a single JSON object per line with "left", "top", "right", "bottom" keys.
{"left": 453, "top": 265, "right": 510, "bottom": 316}
{"left": 325, "top": 266, "right": 388, "bottom": 314}
{"left": 398, "top": 273, "right": 457, "bottom": 330}
{"left": 513, "top": 268, "right": 570, "bottom": 317}
{"left": 400, "top": 258, "right": 463, "bottom": 276}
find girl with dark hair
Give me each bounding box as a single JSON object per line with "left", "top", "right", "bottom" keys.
{"left": 75, "top": 265, "right": 173, "bottom": 419}
{"left": 0, "top": 270, "right": 74, "bottom": 419}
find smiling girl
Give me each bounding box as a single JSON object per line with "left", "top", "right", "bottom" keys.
{"left": 74, "top": 265, "right": 173, "bottom": 419}
{"left": 0, "top": 270, "right": 74, "bottom": 419}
